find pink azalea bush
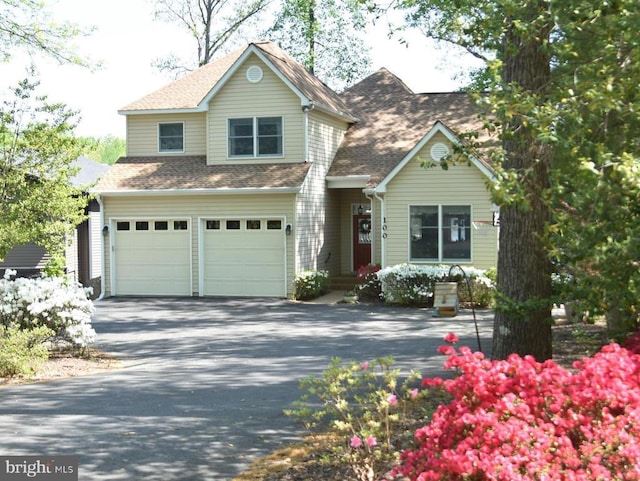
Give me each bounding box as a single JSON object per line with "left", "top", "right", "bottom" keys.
{"left": 395, "top": 339, "right": 640, "bottom": 481}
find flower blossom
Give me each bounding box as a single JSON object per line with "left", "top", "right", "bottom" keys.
{"left": 444, "top": 333, "right": 459, "bottom": 344}
{"left": 350, "top": 435, "right": 362, "bottom": 448}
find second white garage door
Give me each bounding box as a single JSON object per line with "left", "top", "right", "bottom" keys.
{"left": 201, "top": 218, "right": 286, "bottom": 297}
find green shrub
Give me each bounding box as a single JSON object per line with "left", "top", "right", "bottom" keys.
{"left": 0, "top": 324, "right": 53, "bottom": 378}
{"left": 457, "top": 276, "right": 496, "bottom": 308}
{"left": 293, "top": 270, "right": 329, "bottom": 300}
{"left": 285, "top": 356, "right": 424, "bottom": 481}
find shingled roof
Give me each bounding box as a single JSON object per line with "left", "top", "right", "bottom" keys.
{"left": 329, "top": 68, "right": 491, "bottom": 187}
{"left": 103, "top": 50, "right": 492, "bottom": 195}
{"left": 119, "top": 50, "right": 243, "bottom": 112}
{"left": 96, "top": 156, "right": 311, "bottom": 193}
{"left": 119, "top": 42, "right": 352, "bottom": 120}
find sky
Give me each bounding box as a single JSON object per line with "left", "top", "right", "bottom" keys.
{"left": 1, "top": 0, "right": 481, "bottom": 139}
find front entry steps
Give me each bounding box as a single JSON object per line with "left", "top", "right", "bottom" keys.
{"left": 330, "top": 275, "right": 357, "bottom": 291}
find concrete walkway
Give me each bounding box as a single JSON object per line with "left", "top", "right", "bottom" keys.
{"left": 0, "top": 297, "right": 493, "bottom": 480}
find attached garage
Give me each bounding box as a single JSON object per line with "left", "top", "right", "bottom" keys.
{"left": 201, "top": 217, "right": 286, "bottom": 297}
{"left": 112, "top": 218, "right": 192, "bottom": 296}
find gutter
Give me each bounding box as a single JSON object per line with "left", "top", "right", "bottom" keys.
{"left": 98, "top": 186, "right": 301, "bottom": 197}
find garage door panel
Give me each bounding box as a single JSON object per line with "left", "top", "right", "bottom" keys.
{"left": 118, "top": 250, "right": 190, "bottom": 265}
{"left": 114, "top": 219, "right": 191, "bottom": 296}
{"left": 117, "top": 278, "right": 191, "bottom": 296}
{"left": 202, "top": 219, "right": 285, "bottom": 297}
{"left": 206, "top": 278, "right": 282, "bottom": 297}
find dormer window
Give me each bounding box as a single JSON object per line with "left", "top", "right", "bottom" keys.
{"left": 158, "top": 122, "right": 184, "bottom": 153}
{"left": 228, "top": 117, "right": 283, "bottom": 158}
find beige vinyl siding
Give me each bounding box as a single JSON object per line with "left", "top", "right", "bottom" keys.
{"left": 65, "top": 229, "right": 79, "bottom": 281}
{"left": 89, "top": 210, "right": 102, "bottom": 279}
{"left": 126, "top": 113, "right": 206, "bottom": 157}
{"left": 296, "top": 110, "right": 349, "bottom": 274}
{"left": 307, "top": 110, "right": 348, "bottom": 165}
{"left": 322, "top": 189, "right": 342, "bottom": 276}
{"left": 206, "top": 56, "right": 304, "bottom": 164}
{"left": 102, "top": 193, "right": 296, "bottom": 296}
{"left": 384, "top": 135, "right": 498, "bottom": 270}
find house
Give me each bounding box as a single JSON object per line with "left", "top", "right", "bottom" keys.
{"left": 0, "top": 156, "right": 109, "bottom": 295}
{"left": 95, "top": 41, "right": 498, "bottom": 298}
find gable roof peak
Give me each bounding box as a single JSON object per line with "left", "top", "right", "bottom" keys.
{"left": 118, "top": 40, "right": 354, "bottom": 121}
{"left": 342, "top": 68, "right": 414, "bottom": 99}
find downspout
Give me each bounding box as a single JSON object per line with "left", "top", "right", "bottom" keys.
{"left": 302, "top": 104, "right": 311, "bottom": 163}
{"left": 364, "top": 191, "right": 375, "bottom": 266}
{"left": 373, "top": 191, "right": 386, "bottom": 267}
{"left": 96, "top": 194, "right": 106, "bottom": 300}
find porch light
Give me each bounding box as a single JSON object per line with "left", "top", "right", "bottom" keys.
{"left": 357, "top": 205, "right": 364, "bottom": 215}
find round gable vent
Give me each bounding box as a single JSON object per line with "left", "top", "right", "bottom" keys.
{"left": 430, "top": 142, "right": 450, "bottom": 162}
{"left": 246, "top": 65, "right": 263, "bottom": 83}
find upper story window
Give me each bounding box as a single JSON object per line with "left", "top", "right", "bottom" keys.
{"left": 158, "top": 122, "right": 184, "bottom": 153}
{"left": 228, "top": 117, "right": 283, "bottom": 158}
{"left": 410, "top": 205, "right": 471, "bottom": 262}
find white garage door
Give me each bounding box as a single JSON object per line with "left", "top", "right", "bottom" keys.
{"left": 113, "top": 219, "right": 191, "bottom": 296}
{"left": 202, "top": 218, "right": 286, "bottom": 297}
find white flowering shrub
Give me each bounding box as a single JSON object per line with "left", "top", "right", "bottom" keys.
{"left": 293, "top": 270, "right": 330, "bottom": 300}
{"left": 0, "top": 270, "right": 96, "bottom": 346}
{"left": 377, "top": 264, "right": 494, "bottom": 307}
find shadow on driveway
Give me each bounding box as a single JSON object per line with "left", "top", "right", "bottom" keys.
{"left": 0, "top": 297, "right": 493, "bottom": 480}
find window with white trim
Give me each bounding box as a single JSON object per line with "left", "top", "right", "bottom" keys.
{"left": 158, "top": 123, "right": 184, "bottom": 153}
{"left": 410, "top": 205, "right": 471, "bottom": 261}
{"left": 228, "top": 117, "right": 283, "bottom": 157}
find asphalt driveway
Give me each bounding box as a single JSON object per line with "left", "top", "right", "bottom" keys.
{"left": 0, "top": 297, "right": 493, "bottom": 480}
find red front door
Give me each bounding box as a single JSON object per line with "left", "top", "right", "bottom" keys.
{"left": 353, "top": 214, "right": 372, "bottom": 271}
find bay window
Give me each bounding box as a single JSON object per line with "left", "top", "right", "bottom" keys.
{"left": 410, "top": 205, "right": 471, "bottom": 261}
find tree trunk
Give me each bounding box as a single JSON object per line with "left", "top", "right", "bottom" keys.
{"left": 492, "top": 1, "right": 554, "bottom": 361}
{"left": 307, "top": 3, "right": 316, "bottom": 75}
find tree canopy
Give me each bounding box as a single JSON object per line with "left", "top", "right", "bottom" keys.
{"left": 81, "top": 135, "right": 126, "bottom": 165}
{"left": 151, "top": 0, "right": 270, "bottom": 76}
{"left": 0, "top": 78, "right": 87, "bottom": 267}
{"left": 268, "top": 0, "right": 373, "bottom": 91}
{"left": 0, "top": 0, "right": 92, "bottom": 66}
{"left": 393, "top": 0, "right": 640, "bottom": 358}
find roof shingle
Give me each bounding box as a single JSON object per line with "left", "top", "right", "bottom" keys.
{"left": 95, "top": 156, "right": 311, "bottom": 192}
{"left": 329, "top": 68, "right": 491, "bottom": 187}
{"left": 119, "top": 42, "right": 352, "bottom": 119}
{"left": 119, "top": 49, "right": 244, "bottom": 112}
